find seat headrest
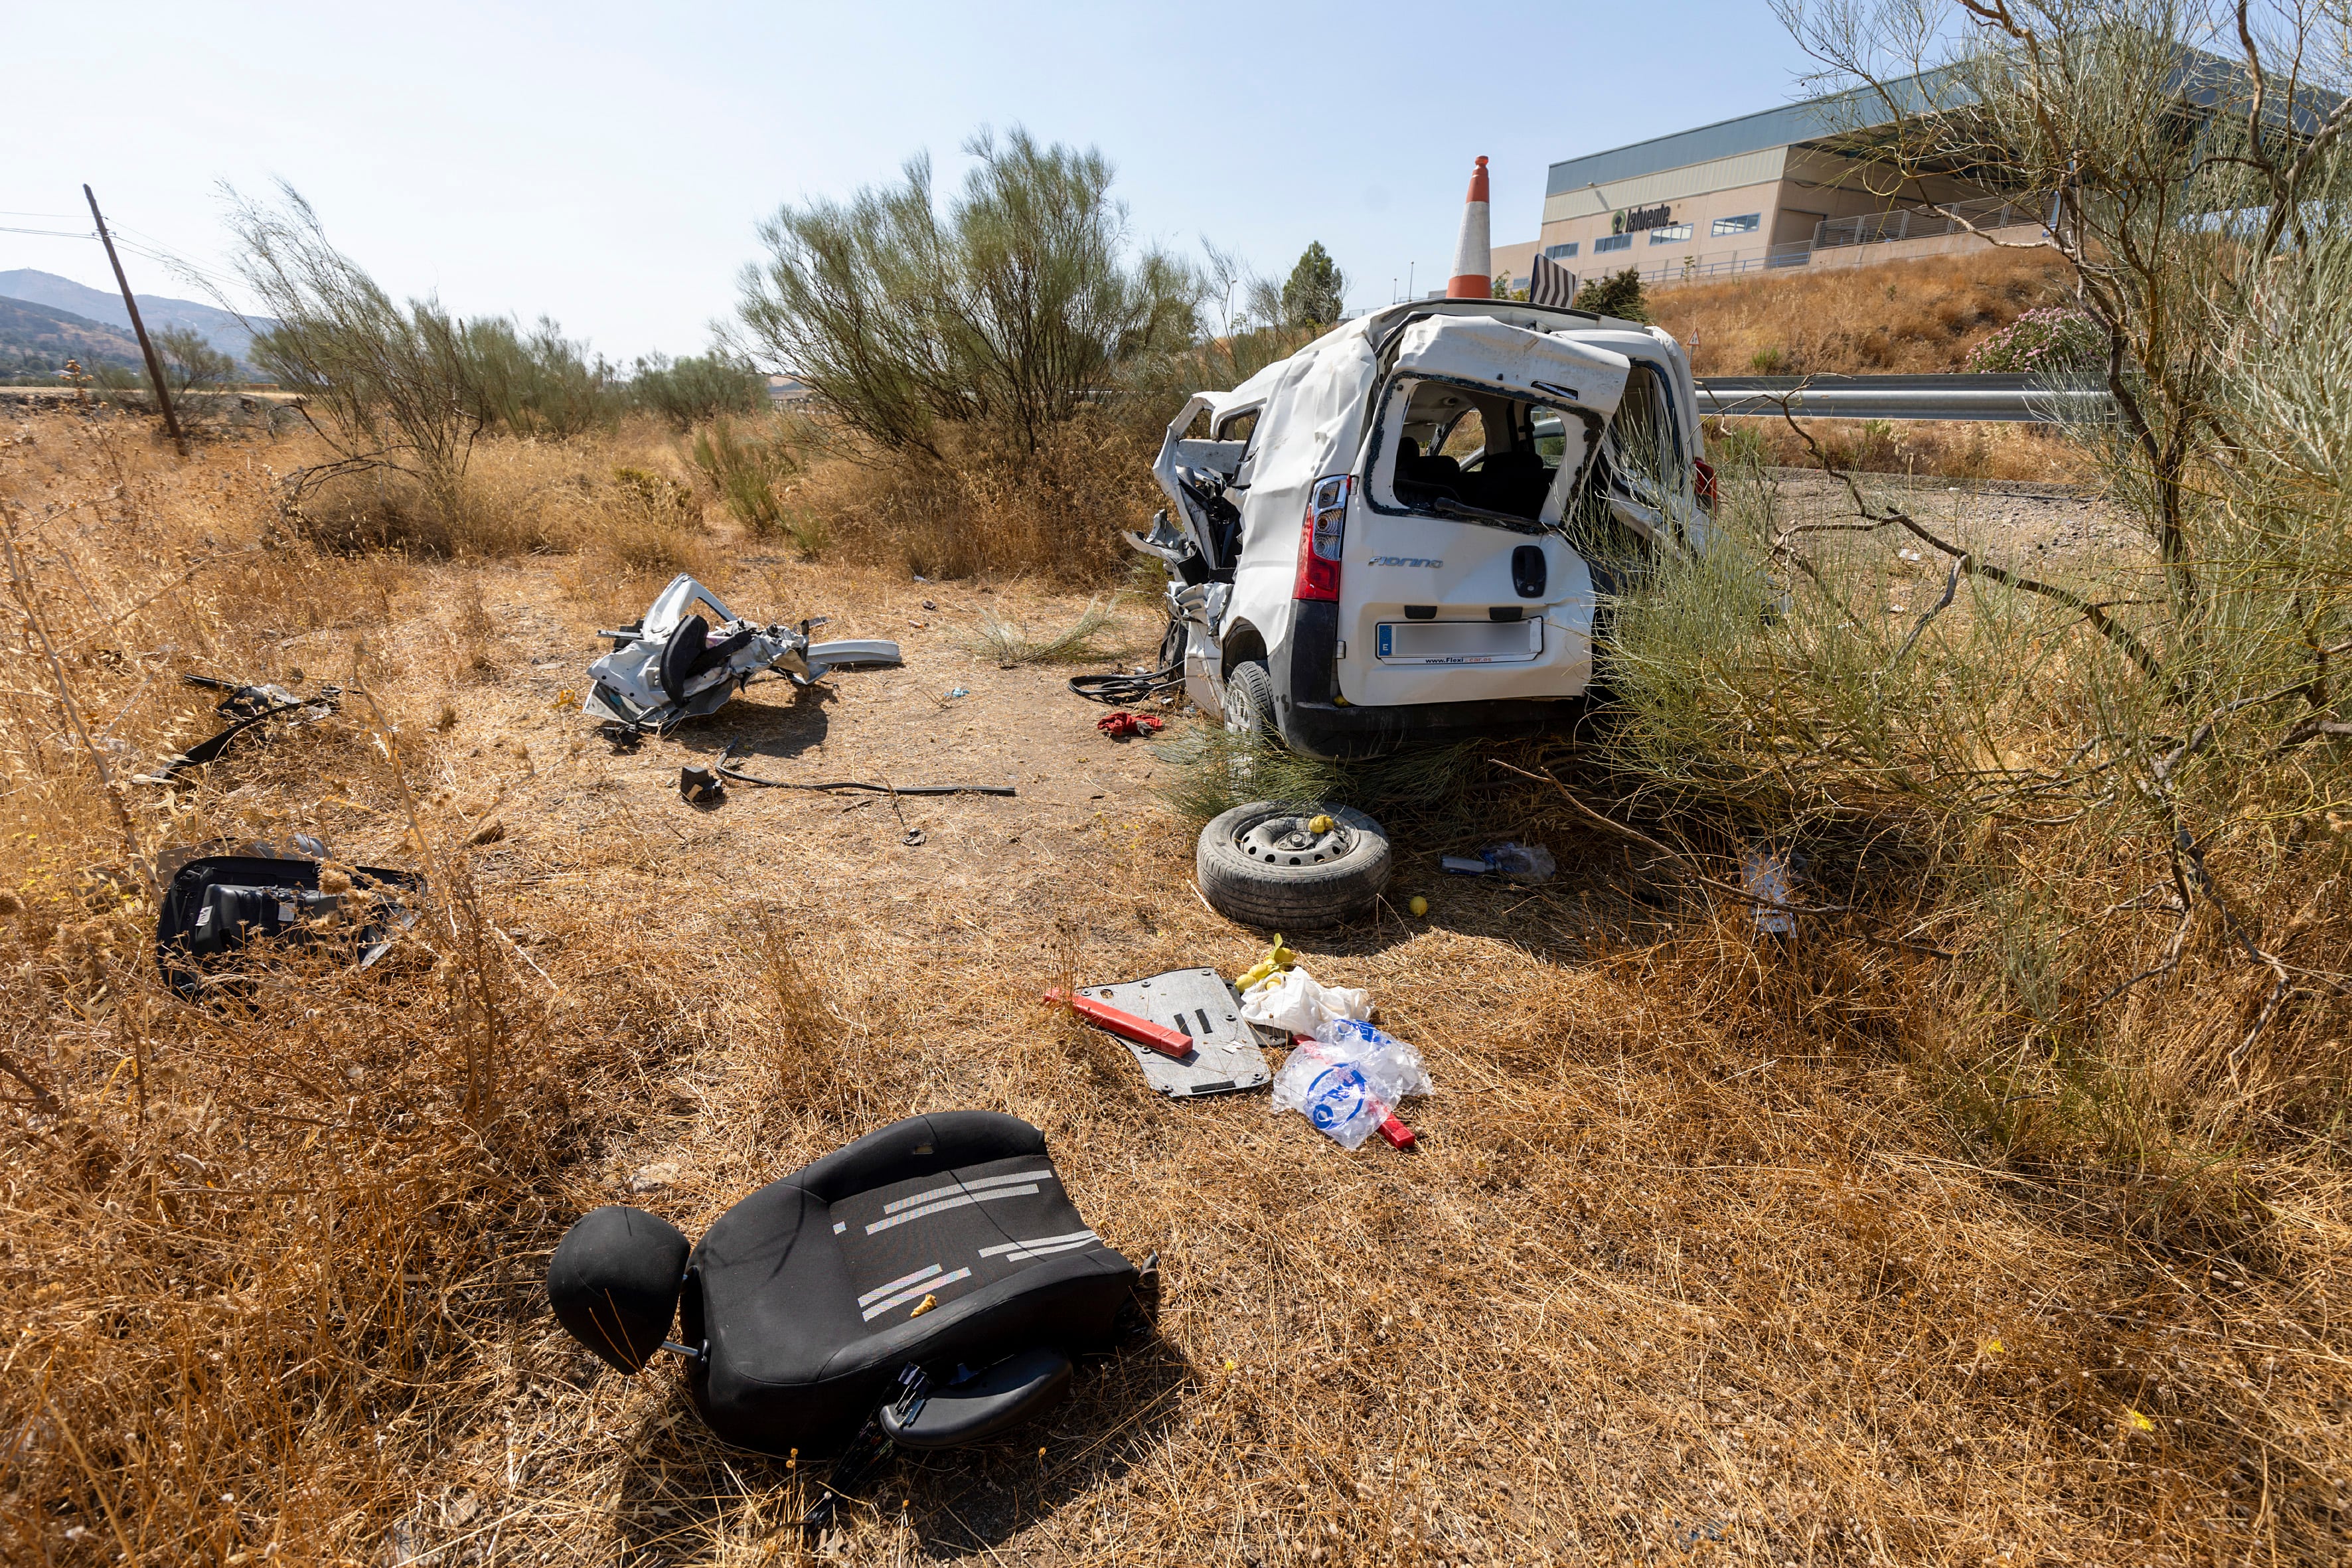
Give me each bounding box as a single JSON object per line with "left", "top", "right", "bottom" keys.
{"left": 658, "top": 614, "right": 711, "bottom": 706}
{"left": 548, "top": 1205, "right": 691, "bottom": 1372}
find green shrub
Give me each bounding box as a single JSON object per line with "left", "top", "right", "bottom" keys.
{"left": 462, "top": 316, "right": 623, "bottom": 437}
{"left": 1574, "top": 266, "right": 1650, "bottom": 323}
{"left": 738, "top": 125, "right": 1204, "bottom": 457}
{"left": 631, "top": 352, "right": 767, "bottom": 429}
{"left": 690, "top": 416, "right": 808, "bottom": 546}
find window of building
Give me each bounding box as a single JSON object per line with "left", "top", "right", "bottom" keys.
{"left": 1711, "top": 213, "right": 1762, "bottom": 236}
{"left": 1544, "top": 242, "right": 1578, "bottom": 259}
{"left": 1593, "top": 233, "right": 1631, "bottom": 253}
{"left": 1648, "top": 223, "right": 1693, "bottom": 244}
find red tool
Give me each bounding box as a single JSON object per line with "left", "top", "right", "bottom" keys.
{"left": 1046, "top": 988, "right": 1195, "bottom": 1060}
{"left": 1291, "top": 1032, "right": 1417, "bottom": 1149}
{"left": 1095, "top": 710, "right": 1165, "bottom": 740}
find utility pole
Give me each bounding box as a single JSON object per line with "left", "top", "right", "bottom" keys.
{"left": 82, "top": 184, "right": 185, "bottom": 455}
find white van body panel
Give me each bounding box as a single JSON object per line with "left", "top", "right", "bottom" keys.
{"left": 1232, "top": 329, "right": 1381, "bottom": 661}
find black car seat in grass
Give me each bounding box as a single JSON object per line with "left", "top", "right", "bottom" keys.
{"left": 548, "top": 1111, "right": 1140, "bottom": 1458}
{"left": 153, "top": 853, "right": 426, "bottom": 996}
{"left": 657, "top": 613, "right": 756, "bottom": 707}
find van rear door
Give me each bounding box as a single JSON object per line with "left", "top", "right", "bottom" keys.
{"left": 1337, "top": 317, "right": 1630, "bottom": 709}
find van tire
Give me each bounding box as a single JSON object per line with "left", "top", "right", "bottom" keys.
{"left": 1223, "top": 659, "right": 1277, "bottom": 742}
{"left": 1197, "top": 801, "right": 1391, "bottom": 931}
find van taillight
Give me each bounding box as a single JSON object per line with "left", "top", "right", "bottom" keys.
{"left": 1293, "top": 475, "right": 1350, "bottom": 601}
{"left": 1693, "top": 457, "right": 1717, "bottom": 512}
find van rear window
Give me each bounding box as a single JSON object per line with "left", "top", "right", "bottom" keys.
{"left": 1374, "top": 378, "right": 1582, "bottom": 530}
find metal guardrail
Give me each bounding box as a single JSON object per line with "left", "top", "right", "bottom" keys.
{"left": 1695, "top": 374, "right": 2111, "bottom": 424}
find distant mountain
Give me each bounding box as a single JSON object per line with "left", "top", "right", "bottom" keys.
{"left": 0, "top": 268, "right": 272, "bottom": 370}
{"left": 0, "top": 296, "right": 147, "bottom": 376}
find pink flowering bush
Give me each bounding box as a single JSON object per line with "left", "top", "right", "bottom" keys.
{"left": 1963, "top": 305, "right": 2104, "bottom": 374}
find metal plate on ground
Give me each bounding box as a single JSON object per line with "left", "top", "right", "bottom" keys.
{"left": 1082, "top": 967, "right": 1272, "bottom": 1097}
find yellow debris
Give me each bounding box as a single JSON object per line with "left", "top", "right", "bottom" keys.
{"left": 1307, "top": 814, "right": 1334, "bottom": 834}
{"left": 909, "top": 1293, "right": 938, "bottom": 1318}
{"left": 1235, "top": 935, "right": 1299, "bottom": 991}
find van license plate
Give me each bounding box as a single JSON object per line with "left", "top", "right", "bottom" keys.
{"left": 1373, "top": 619, "right": 1543, "bottom": 665}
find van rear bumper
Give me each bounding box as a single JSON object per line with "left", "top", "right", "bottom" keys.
{"left": 1279, "top": 694, "right": 1573, "bottom": 759}
{"left": 1274, "top": 601, "right": 1584, "bottom": 759}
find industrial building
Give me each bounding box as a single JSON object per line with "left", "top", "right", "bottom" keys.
{"left": 1490, "top": 80, "right": 2044, "bottom": 295}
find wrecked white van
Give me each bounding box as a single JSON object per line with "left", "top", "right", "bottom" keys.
{"left": 1129, "top": 299, "right": 1712, "bottom": 759}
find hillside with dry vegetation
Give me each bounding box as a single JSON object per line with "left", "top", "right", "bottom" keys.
{"left": 1650, "top": 247, "right": 2073, "bottom": 378}
{"left": 1630, "top": 246, "right": 2087, "bottom": 486}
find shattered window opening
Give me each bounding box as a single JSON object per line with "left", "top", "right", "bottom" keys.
{"left": 1376, "top": 376, "right": 1585, "bottom": 532}
{"left": 1565, "top": 360, "right": 1688, "bottom": 582}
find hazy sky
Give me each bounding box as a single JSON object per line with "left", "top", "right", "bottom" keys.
{"left": 5, "top": 1, "right": 1820, "bottom": 362}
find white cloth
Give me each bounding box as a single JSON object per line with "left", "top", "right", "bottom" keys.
{"left": 1239, "top": 965, "right": 1372, "bottom": 1037}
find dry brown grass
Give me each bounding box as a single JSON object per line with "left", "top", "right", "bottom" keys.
{"left": 1707, "top": 416, "right": 2096, "bottom": 485}
{"left": 785, "top": 410, "right": 1160, "bottom": 586}
{"left": 1652, "top": 248, "right": 2073, "bottom": 378}
{"left": 277, "top": 414, "right": 714, "bottom": 564}
{"left": 1, "top": 404, "right": 2345, "bottom": 1567}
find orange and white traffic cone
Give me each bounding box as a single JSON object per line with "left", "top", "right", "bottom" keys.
{"left": 1445, "top": 155, "right": 1492, "bottom": 299}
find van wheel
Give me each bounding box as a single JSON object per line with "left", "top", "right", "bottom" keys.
{"left": 1223, "top": 659, "right": 1277, "bottom": 742}
{"left": 1196, "top": 801, "right": 1391, "bottom": 931}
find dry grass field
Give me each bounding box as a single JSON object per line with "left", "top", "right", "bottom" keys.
{"left": 2, "top": 406, "right": 2346, "bottom": 1568}
{"left": 1650, "top": 249, "right": 2073, "bottom": 379}
{"left": 1645, "top": 246, "right": 2093, "bottom": 485}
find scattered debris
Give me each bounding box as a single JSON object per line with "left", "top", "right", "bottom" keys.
{"left": 1439, "top": 842, "right": 1557, "bottom": 883}
{"left": 712, "top": 742, "right": 1015, "bottom": 799}
{"left": 153, "top": 847, "right": 424, "bottom": 996}
{"left": 581, "top": 574, "right": 901, "bottom": 735}
{"left": 1407, "top": 895, "right": 1429, "bottom": 917}
{"left": 1233, "top": 935, "right": 1297, "bottom": 992}
{"left": 1056, "top": 968, "right": 1272, "bottom": 1097}
{"left": 1238, "top": 963, "right": 1372, "bottom": 1037}
{"left": 1067, "top": 645, "right": 1186, "bottom": 706}
{"left": 1273, "top": 1016, "right": 1431, "bottom": 1151}
{"left": 1047, "top": 986, "right": 1196, "bottom": 1059}
{"left": 1741, "top": 842, "right": 1800, "bottom": 937}
{"left": 627, "top": 1161, "right": 680, "bottom": 1196}
{"left": 133, "top": 674, "right": 340, "bottom": 785}
{"left": 942, "top": 686, "right": 970, "bottom": 702}
{"left": 1095, "top": 710, "right": 1165, "bottom": 740}
{"left": 678, "top": 767, "right": 726, "bottom": 808}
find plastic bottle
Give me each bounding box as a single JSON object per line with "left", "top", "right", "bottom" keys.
{"left": 1273, "top": 1016, "right": 1433, "bottom": 1150}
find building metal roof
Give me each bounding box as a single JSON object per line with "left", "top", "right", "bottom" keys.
{"left": 1545, "top": 48, "right": 2333, "bottom": 200}
{"left": 1545, "top": 74, "right": 1956, "bottom": 198}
